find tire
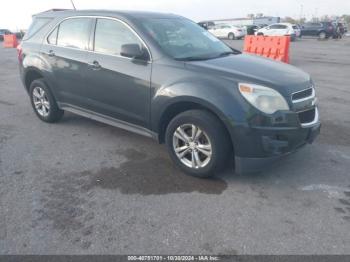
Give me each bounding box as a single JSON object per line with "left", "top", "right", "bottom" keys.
{"left": 318, "top": 31, "right": 327, "bottom": 40}
{"left": 29, "top": 79, "right": 64, "bottom": 123}
{"left": 165, "top": 110, "right": 231, "bottom": 178}
{"left": 257, "top": 33, "right": 264, "bottom": 36}
{"left": 228, "top": 33, "right": 235, "bottom": 40}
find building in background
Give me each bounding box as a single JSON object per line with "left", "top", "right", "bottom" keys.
{"left": 199, "top": 16, "right": 280, "bottom": 28}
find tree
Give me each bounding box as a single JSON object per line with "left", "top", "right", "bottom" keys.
{"left": 283, "top": 16, "right": 297, "bottom": 24}
{"left": 320, "top": 15, "right": 330, "bottom": 21}
{"left": 341, "top": 14, "right": 350, "bottom": 24}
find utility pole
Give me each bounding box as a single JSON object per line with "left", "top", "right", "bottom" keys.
{"left": 70, "top": 0, "right": 76, "bottom": 10}
{"left": 300, "top": 4, "right": 304, "bottom": 21}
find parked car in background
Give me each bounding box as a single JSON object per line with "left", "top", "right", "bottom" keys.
{"left": 300, "top": 22, "right": 335, "bottom": 39}
{"left": 246, "top": 25, "right": 260, "bottom": 35}
{"left": 208, "top": 24, "right": 246, "bottom": 39}
{"left": 0, "top": 29, "right": 12, "bottom": 41}
{"left": 256, "top": 23, "right": 297, "bottom": 41}
{"left": 198, "top": 21, "right": 215, "bottom": 30}
{"left": 292, "top": 24, "right": 301, "bottom": 38}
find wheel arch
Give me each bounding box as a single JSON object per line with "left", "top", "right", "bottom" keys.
{"left": 24, "top": 68, "right": 44, "bottom": 92}
{"left": 318, "top": 30, "right": 327, "bottom": 37}
{"left": 156, "top": 98, "right": 234, "bottom": 156}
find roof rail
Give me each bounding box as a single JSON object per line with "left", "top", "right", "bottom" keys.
{"left": 33, "top": 9, "right": 73, "bottom": 17}
{"left": 42, "top": 9, "right": 73, "bottom": 12}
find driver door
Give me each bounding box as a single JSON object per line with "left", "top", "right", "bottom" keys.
{"left": 84, "top": 18, "right": 152, "bottom": 127}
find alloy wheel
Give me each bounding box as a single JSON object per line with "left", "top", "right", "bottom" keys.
{"left": 319, "top": 32, "right": 326, "bottom": 39}
{"left": 32, "top": 86, "right": 50, "bottom": 117}
{"left": 173, "top": 124, "right": 212, "bottom": 169}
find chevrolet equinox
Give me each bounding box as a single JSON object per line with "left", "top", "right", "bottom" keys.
{"left": 18, "top": 10, "right": 321, "bottom": 177}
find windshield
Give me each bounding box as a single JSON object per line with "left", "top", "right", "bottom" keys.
{"left": 141, "top": 18, "right": 236, "bottom": 61}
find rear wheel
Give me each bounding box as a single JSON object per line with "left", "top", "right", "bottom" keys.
{"left": 165, "top": 110, "right": 231, "bottom": 178}
{"left": 318, "top": 31, "right": 327, "bottom": 40}
{"left": 257, "top": 32, "right": 264, "bottom": 36}
{"left": 29, "top": 79, "right": 64, "bottom": 123}
{"left": 228, "top": 33, "right": 235, "bottom": 40}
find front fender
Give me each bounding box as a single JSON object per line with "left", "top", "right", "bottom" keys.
{"left": 151, "top": 77, "right": 251, "bottom": 150}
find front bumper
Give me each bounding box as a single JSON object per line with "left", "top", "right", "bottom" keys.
{"left": 234, "top": 122, "right": 321, "bottom": 173}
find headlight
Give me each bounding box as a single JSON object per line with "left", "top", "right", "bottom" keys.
{"left": 238, "top": 83, "right": 289, "bottom": 114}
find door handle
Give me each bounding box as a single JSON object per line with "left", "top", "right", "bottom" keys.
{"left": 88, "top": 60, "right": 102, "bottom": 70}
{"left": 47, "top": 50, "right": 55, "bottom": 57}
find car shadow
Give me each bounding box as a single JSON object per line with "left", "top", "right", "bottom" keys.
{"left": 55, "top": 113, "right": 341, "bottom": 196}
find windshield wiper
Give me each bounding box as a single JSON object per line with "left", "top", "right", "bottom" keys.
{"left": 176, "top": 50, "right": 238, "bottom": 61}
{"left": 216, "top": 51, "right": 235, "bottom": 58}
{"left": 175, "top": 56, "right": 212, "bottom": 61}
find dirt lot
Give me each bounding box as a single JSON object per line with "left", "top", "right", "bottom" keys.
{"left": 0, "top": 37, "right": 350, "bottom": 255}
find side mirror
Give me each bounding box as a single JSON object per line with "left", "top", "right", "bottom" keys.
{"left": 120, "top": 44, "right": 144, "bottom": 59}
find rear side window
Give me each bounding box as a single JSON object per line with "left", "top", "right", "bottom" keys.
{"left": 56, "top": 18, "right": 92, "bottom": 50}
{"left": 94, "top": 18, "right": 143, "bottom": 56}
{"left": 24, "top": 17, "right": 52, "bottom": 40}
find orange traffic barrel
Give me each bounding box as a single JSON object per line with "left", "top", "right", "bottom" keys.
{"left": 3, "top": 34, "right": 19, "bottom": 48}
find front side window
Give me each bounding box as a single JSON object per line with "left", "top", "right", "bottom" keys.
{"left": 94, "top": 18, "right": 143, "bottom": 56}
{"left": 56, "top": 18, "right": 92, "bottom": 50}
{"left": 141, "top": 18, "right": 234, "bottom": 60}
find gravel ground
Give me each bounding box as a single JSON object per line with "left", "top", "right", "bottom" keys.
{"left": 0, "top": 37, "right": 350, "bottom": 255}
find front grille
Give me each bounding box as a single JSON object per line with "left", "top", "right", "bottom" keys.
{"left": 298, "top": 108, "right": 316, "bottom": 124}
{"left": 292, "top": 88, "right": 314, "bottom": 102}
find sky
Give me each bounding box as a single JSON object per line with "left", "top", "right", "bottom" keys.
{"left": 1, "top": 0, "right": 349, "bottom": 30}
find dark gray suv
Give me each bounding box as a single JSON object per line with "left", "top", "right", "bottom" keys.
{"left": 18, "top": 10, "right": 320, "bottom": 178}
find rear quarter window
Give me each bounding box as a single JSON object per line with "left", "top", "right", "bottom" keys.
{"left": 23, "top": 17, "right": 53, "bottom": 40}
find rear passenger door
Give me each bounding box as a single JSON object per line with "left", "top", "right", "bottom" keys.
{"left": 41, "top": 17, "right": 94, "bottom": 108}
{"left": 84, "top": 18, "right": 152, "bottom": 128}
{"left": 310, "top": 23, "right": 321, "bottom": 36}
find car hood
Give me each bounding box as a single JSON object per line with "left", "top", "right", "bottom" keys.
{"left": 185, "top": 54, "right": 312, "bottom": 96}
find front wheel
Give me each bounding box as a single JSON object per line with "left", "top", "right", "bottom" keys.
{"left": 165, "top": 110, "right": 231, "bottom": 178}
